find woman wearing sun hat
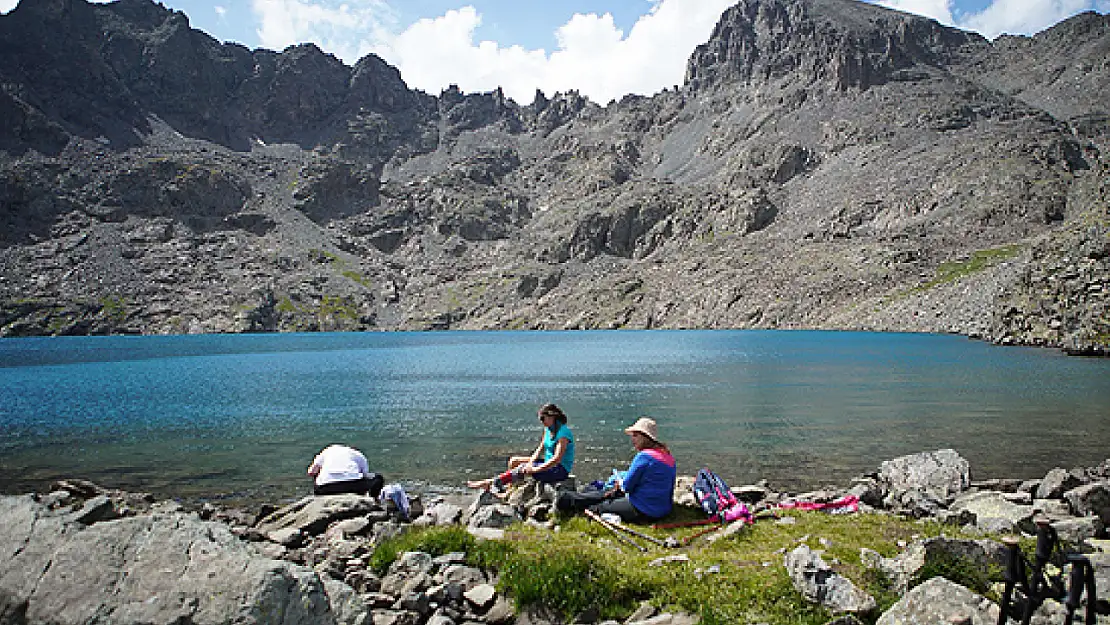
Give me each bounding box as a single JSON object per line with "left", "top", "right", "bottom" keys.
{"left": 556, "top": 416, "right": 677, "bottom": 522}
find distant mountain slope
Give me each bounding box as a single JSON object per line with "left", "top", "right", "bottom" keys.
{"left": 0, "top": 0, "right": 1106, "bottom": 354}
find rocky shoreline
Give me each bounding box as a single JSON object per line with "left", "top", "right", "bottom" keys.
{"left": 2, "top": 449, "right": 1109, "bottom": 625}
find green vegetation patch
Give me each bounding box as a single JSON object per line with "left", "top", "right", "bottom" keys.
{"left": 370, "top": 511, "right": 963, "bottom": 625}
{"left": 915, "top": 244, "right": 1023, "bottom": 292}
{"left": 318, "top": 295, "right": 358, "bottom": 321}
{"left": 98, "top": 295, "right": 128, "bottom": 322}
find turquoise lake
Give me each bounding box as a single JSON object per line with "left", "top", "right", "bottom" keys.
{"left": 1, "top": 330, "right": 1108, "bottom": 506}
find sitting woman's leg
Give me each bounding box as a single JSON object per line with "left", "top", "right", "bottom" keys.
{"left": 530, "top": 463, "right": 569, "bottom": 484}
{"left": 588, "top": 496, "right": 649, "bottom": 524}
{"left": 555, "top": 490, "right": 609, "bottom": 513}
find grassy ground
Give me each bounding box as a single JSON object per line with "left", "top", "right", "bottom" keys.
{"left": 370, "top": 506, "right": 986, "bottom": 625}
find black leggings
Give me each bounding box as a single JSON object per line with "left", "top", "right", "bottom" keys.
{"left": 555, "top": 491, "right": 650, "bottom": 523}
{"left": 313, "top": 473, "right": 384, "bottom": 498}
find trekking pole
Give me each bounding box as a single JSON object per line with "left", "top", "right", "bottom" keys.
{"left": 1021, "top": 517, "right": 1056, "bottom": 625}
{"left": 681, "top": 524, "right": 722, "bottom": 546}
{"left": 997, "top": 536, "right": 1026, "bottom": 625}
{"left": 585, "top": 509, "right": 647, "bottom": 552}
{"left": 604, "top": 517, "right": 675, "bottom": 548}
{"left": 1063, "top": 554, "right": 1098, "bottom": 625}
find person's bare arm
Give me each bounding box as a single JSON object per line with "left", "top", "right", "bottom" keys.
{"left": 523, "top": 438, "right": 568, "bottom": 474}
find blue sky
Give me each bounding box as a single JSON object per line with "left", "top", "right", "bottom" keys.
{"left": 3, "top": 0, "right": 1107, "bottom": 104}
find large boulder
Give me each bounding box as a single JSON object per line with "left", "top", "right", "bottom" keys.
{"left": 255, "top": 494, "right": 381, "bottom": 536}
{"left": 865, "top": 537, "right": 1006, "bottom": 595}
{"left": 0, "top": 495, "right": 347, "bottom": 625}
{"left": 1064, "top": 483, "right": 1110, "bottom": 524}
{"left": 1035, "top": 468, "right": 1086, "bottom": 500}
{"left": 876, "top": 576, "right": 1012, "bottom": 625}
{"left": 878, "top": 449, "right": 971, "bottom": 503}
{"left": 468, "top": 504, "right": 521, "bottom": 529}
{"left": 949, "top": 491, "right": 1036, "bottom": 534}
{"left": 784, "top": 545, "right": 877, "bottom": 614}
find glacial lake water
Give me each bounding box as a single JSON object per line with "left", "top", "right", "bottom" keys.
{"left": 1, "top": 330, "right": 1108, "bottom": 506}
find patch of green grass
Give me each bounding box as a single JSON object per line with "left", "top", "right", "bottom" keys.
{"left": 45, "top": 311, "right": 72, "bottom": 335}
{"left": 370, "top": 526, "right": 492, "bottom": 574}
{"left": 98, "top": 295, "right": 127, "bottom": 322}
{"left": 275, "top": 297, "right": 297, "bottom": 314}
{"left": 318, "top": 295, "right": 357, "bottom": 321}
{"left": 368, "top": 510, "right": 957, "bottom": 624}
{"left": 916, "top": 245, "right": 1023, "bottom": 291}
{"left": 910, "top": 550, "right": 997, "bottom": 597}
{"left": 341, "top": 270, "right": 371, "bottom": 289}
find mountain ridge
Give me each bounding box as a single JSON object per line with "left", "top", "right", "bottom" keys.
{"left": 0, "top": 0, "right": 1107, "bottom": 354}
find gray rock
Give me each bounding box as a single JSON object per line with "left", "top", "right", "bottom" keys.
{"left": 418, "top": 502, "right": 464, "bottom": 526}
{"left": 72, "top": 494, "right": 117, "bottom": 525}
{"left": 467, "top": 503, "right": 521, "bottom": 529}
{"left": 390, "top": 551, "right": 435, "bottom": 576}
{"left": 255, "top": 494, "right": 380, "bottom": 536}
{"left": 371, "top": 609, "right": 419, "bottom": 625}
{"left": 426, "top": 615, "right": 456, "bottom": 625}
{"left": 268, "top": 526, "right": 306, "bottom": 547}
{"left": 865, "top": 537, "right": 1005, "bottom": 595}
{"left": 784, "top": 545, "right": 877, "bottom": 614}
{"left": 0, "top": 495, "right": 336, "bottom": 625}
{"left": 380, "top": 571, "right": 431, "bottom": 597}
{"left": 463, "top": 583, "right": 497, "bottom": 611}
{"left": 482, "top": 596, "right": 515, "bottom": 624}
{"left": 433, "top": 552, "right": 468, "bottom": 567}
{"left": 333, "top": 517, "right": 372, "bottom": 536}
{"left": 949, "top": 491, "right": 1036, "bottom": 534}
{"left": 467, "top": 527, "right": 506, "bottom": 541}
{"left": 627, "top": 613, "right": 699, "bottom": 625}
{"left": 1084, "top": 553, "right": 1110, "bottom": 618}
{"left": 362, "top": 592, "right": 396, "bottom": 609}
{"left": 887, "top": 488, "right": 947, "bottom": 519}
{"left": 398, "top": 590, "right": 431, "bottom": 615}
{"left": 441, "top": 564, "right": 487, "bottom": 590}
{"left": 1064, "top": 483, "right": 1110, "bottom": 524}
{"left": 1032, "top": 499, "right": 1073, "bottom": 518}
{"left": 846, "top": 479, "right": 885, "bottom": 508}
{"left": 876, "top": 577, "right": 1011, "bottom": 625}
{"left": 344, "top": 569, "right": 382, "bottom": 594}
{"left": 878, "top": 449, "right": 971, "bottom": 503}
{"left": 1052, "top": 517, "right": 1104, "bottom": 549}
{"left": 324, "top": 577, "right": 372, "bottom": 625}
{"left": 1036, "top": 468, "right": 1086, "bottom": 500}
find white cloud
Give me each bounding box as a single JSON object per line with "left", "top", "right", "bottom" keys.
{"left": 958, "top": 0, "right": 1094, "bottom": 37}
{"left": 871, "top": 0, "right": 1105, "bottom": 38}
{"left": 214, "top": 6, "right": 227, "bottom": 18}
{"left": 250, "top": 0, "right": 394, "bottom": 61}
{"left": 874, "top": 0, "right": 956, "bottom": 26}
{"left": 374, "top": 0, "right": 735, "bottom": 104}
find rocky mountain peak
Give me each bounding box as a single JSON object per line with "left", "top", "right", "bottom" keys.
{"left": 684, "top": 0, "right": 985, "bottom": 91}
{"left": 0, "top": 0, "right": 1107, "bottom": 354}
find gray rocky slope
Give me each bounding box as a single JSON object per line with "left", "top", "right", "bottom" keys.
{"left": 0, "top": 0, "right": 1107, "bottom": 353}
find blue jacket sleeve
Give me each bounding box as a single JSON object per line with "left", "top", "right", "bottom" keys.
{"left": 622, "top": 452, "right": 649, "bottom": 494}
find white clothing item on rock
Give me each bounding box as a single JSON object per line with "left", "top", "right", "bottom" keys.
{"left": 310, "top": 444, "right": 370, "bottom": 486}
{"left": 379, "top": 484, "right": 411, "bottom": 520}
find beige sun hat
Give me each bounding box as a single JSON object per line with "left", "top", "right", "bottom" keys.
{"left": 623, "top": 417, "right": 662, "bottom": 444}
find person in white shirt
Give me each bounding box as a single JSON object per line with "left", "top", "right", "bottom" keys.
{"left": 306, "top": 444, "right": 384, "bottom": 497}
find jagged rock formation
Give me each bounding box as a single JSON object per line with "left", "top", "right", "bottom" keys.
{"left": 1, "top": 0, "right": 1107, "bottom": 353}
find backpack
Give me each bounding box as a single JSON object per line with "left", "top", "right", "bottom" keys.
{"left": 693, "top": 468, "right": 751, "bottom": 523}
